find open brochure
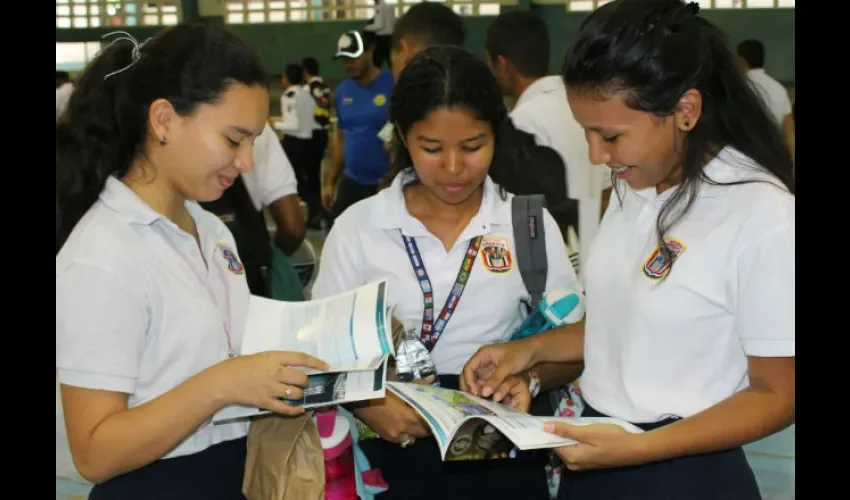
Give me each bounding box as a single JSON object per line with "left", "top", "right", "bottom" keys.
{"left": 214, "top": 280, "right": 394, "bottom": 423}
{"left": 388, "top": 382, "right": 644, "bottom": 461}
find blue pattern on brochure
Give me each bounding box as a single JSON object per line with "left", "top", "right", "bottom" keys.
{"left": 393, "top": 388, "right": 445, "bottom": 444}
{"left": 349, "top": 293, "right": 359, "bottom": 360}
{"left": 375, "top": 281, "right": 391, "bottom": 354}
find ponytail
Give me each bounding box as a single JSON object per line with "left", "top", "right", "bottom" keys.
{"left": 56, "top": 40, "right": 144, "bottom": 254}
{"left": 55, "top": 23, "right": 268, "bottom": 254}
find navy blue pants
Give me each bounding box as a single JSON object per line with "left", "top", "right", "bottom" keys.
{"left": 360, "top": 375, "right": 550, "bottom": 500}
{"left": 88, "top": 437, "right": 247, "bottom": 500}
{"left": 557, "top": 404, "right": 762, "bottom": 500}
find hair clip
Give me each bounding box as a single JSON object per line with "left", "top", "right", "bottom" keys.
{"left": 101, "top": 31, "right": 151, "bottom": 81}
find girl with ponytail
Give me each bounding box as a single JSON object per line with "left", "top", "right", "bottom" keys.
{"left": 56, "top": 24, "right": 327, "bottom": 499}
{"left": 462, "top": 2, "right": 794, "bottom": 498}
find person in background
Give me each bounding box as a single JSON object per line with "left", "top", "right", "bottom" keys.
{"left": 389, "top": 2, "right": 466, "bottom": 82}
{"left": 56, "top": 70, "right": 74, "bottom": 121}
{"left": 244, "top": 124, "right": 306, "bottom": 255}
{"left": 365, "top": 0, "right": 397, "bottom": 69}
{"left": 56, "top": 24, "right": 327, "bottom": 499}
{"left": 379, "top": 3, "right": 466, "bottom": 154}
{"left": 738, "top": 39, "right": 795, "bottom": 159}
{"left": 323, "top": 30, "right": 393, "bottom": 223}
{"left": 486, "top": 11, "right": 612, "bottom": 279}
{"left": 463, "top": 1, "right": 794, "bottom": 499}
{"left": 301, "top": 56, "right": 333, "bottom": 229}
{"left": 201, "top": 122, "right": 306, "bottom": 297}
{"left": 274, "top": 64, "right": 315, "bottom": 220}
{"left": 314, "top": 45, "right": 569, "bottom": 500}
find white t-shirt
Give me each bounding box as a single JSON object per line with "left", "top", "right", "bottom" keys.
{"left": 365, "top": 1, "right": 396, "bottom": 36}
{"left": 56, "top": 177, "right": 251, "bottom": 459}
{"left": 242, "top": 123, "right": 299, "bottom": 211}
{"left": 746, "top": 68, "right": 793, "bottom": 127}
{"left": 510, "top": 75, "right": 611, "bottom": 273}
{"left": 312, "top": 171, "right": 583, "bottom": 374}
{"left": 580, "top": 147, "right": 795, "bottom": 423}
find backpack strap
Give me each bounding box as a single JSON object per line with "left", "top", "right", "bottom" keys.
{"left": 512, "top": 194, "right": 548, "bottom": 310}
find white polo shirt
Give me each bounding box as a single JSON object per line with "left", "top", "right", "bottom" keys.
{"left": 580, "top": 147, "right": 795, "bottom": 423}
{"left": 56, "top": 177, "right": 251, "bottom": 459}
{"left": 510, "top": 75, "right": 610, "bottom": 269}
{"left": 242, "top": 123, "right": 299, "bottom": 211}
{"left": 746, "top": 68, "right": 792, "bottom": 127}
{"left": 312, "top": 171, "right": 582, "bottom": 374}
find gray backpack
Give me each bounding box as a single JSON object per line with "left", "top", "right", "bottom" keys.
{"left": 511, "top": 194, "right": 548, "bottom": 311}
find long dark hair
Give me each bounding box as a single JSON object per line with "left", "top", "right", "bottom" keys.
{"left": 56, "top": 23, "right": 268, "bottom": 254}
{"left": 563, "top": 0, "right": 794, "bottom": 269}
{"left": 385, "top": 45, "right": 512, "bottom": 197}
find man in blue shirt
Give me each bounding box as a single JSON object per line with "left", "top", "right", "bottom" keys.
{"left": 323, "top": 30, "right": 394, "bottom": 223}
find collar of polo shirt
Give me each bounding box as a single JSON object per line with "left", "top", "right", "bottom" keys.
{"left": 371, "top": 168, "right": 512, "bottom": 236}
{"left": 515, "top": 75, "right": 564, "bottom": 111}
{"left": 629, "top": 147, "right": 787, "bottom": 203}
{"left": 100, "top": 176, "right": 219, "bottom": 235}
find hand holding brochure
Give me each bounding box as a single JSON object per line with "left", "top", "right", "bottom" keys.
{"left": 214, "top": 281, "right": 394, "bottom": 423}
{"left": 388, "top": 382, "right": 643, "bottom": 461}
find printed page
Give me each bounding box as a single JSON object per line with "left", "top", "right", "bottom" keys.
{"left": 387, "top": 382, "right": 528, "bottom": 455}
{"left": 213, "top": 358, "right": 388, "bottom": 423}
{"left": 240, "top": 280, "right": 393, "bottom": 372}
{"left": 388, "top": 383, "right": 644, "bottom": 459}
{"left": 475, "top": 415, "right": 643, "bottom": 451}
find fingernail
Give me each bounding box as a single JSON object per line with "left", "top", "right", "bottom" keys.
{"left": 482, "top": 387, "right": 493, "bottom": 397}
{"left": 493, "top": 393, "right": 502, "bottom": 401}
{"left": 544, "top": 423, "right": 554, "bottom": 432}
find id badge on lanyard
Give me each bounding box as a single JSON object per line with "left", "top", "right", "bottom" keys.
{"left": 401, "top": 231, "right": 482, "bottom": 351}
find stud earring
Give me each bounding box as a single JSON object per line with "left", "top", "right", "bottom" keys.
{"left": 160, "top": 136, "right": 168, "bottom": 146}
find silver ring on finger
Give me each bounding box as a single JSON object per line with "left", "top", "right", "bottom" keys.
{"left": 400, "top": 435, "right": 414, "bottom": 448}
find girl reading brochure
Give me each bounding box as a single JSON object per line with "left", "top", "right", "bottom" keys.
{"left": 56, "top": 24, "right": 327, "bottom": 499}
{"left": 312, "top": 45, "right": 585, "bottom": 499}
{"left": 462, "top": 1, "right": 795, "bottom": 499}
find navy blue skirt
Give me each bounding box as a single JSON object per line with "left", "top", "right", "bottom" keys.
{"left": 557, "top": 404, "right": 762, "bottom": 500}
{"left": 88, "top": 437, "right": 247, "bottom": 500}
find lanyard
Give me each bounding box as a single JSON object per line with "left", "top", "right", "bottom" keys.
{"left": 401, "top": 231, "right": 482, "bottom": 351}
{"left": 162, "top": 232, "right": 236, "bottom": 359}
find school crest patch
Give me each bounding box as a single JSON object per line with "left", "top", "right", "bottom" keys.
{"left": 373, "top": 94, "right": 387, "bottom": 107}
{"left": 642, "top": 238, "right": 686, "bottom": 280}
{"left": 218, "top": 243, "right": 245, "bottom": 275}
{"left": 480, "top": 237, "right": 513, "bottom": 274}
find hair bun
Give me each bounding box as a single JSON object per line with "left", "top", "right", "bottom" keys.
{"left": 684, "top": 1, "right": 700, "bottom": 16}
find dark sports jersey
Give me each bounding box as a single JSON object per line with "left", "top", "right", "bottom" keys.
{"left": 306, "top": 77, "right": 332, "bottom": 130}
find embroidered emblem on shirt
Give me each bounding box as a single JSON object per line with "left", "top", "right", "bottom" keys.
{"left": 342, "top": 97, "right": 353, "bottom": 105}
{"left": 642, "top": 238, "right": 686, "bottom": 280}
{"left": 480, "top": 237, "right": 513, "bottom": 274}
{"left": 218, "top": 243, "right": 245, "bottom": 275}
{"left": 373, "top": 94, "right": 387, "bottom": 107}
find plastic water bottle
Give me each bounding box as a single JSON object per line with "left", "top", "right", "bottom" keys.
{"left": 316, "top": 409, "right": 357, "bottom": 500}
{"left": 393, "top": 322, "right": 440, "bottom": 386}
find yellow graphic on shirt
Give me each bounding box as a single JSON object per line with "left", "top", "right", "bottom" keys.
{"left": 373, "top": 94, "right": 387, "bottom": 107}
